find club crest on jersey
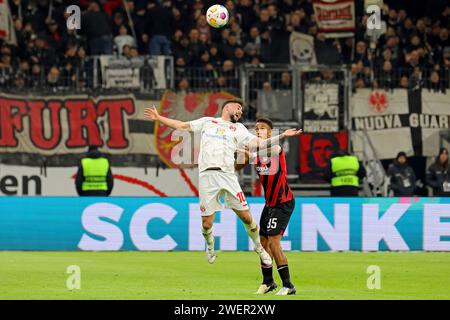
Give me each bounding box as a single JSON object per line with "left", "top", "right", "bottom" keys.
{"left": 256, "top": 164, "right": 270, "bottom": 174}
{"left": 229, "top": 125, "right": 237, "bottom": 131}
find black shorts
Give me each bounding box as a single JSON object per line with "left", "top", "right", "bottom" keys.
{"left": 259, "top": 199, "right": 295, "bottom": 237}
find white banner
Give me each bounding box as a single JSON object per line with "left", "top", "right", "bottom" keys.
{"left": 351, "top": 89, "right": 450, "bottom": 159}
{"left": 290, "top": 32, "right": 317, "bottom": 65}
{"left": 99, "top": 55, "right": 166, "bottom": 89}
{"left": 0, "top": 165, "right": 199, "bottom": 196}
{"left": 0, "top": 0, "right": 16, "bottom": 44}
{"left": 303, "top": 83, "right": 339, "bottom": 132}
{"left": 313, "top": 0, "right": 356, "bottom": 38}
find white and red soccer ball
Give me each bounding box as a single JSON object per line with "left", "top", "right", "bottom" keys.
{"left": 206, "top": 4, "right": 229, "bottom": 28}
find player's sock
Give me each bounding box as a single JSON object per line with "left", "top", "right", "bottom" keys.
{"left": 202, "top": 227, "right": 214, "bottom": 250}
{"left": 277, "top": 264, "right": 294, "bottom": 289}
{"left": 261, "top": 264, "right": 274, "bottom": 285}
{"left": 244, "top": 218, "right": 262, "bottom": 248}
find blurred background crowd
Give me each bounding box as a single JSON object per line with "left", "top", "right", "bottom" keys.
{"left": 1, "top": 0, "right": 450, "bottom": 93}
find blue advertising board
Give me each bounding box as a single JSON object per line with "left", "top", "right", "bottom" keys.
{"left": 0, "top": 197, "right": 449, "bottom": 251}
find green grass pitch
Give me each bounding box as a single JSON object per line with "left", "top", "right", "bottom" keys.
{"left": 0, "top": 251, "right": 449, "bottom": 300}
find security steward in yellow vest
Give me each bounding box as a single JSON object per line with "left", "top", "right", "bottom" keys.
{"left": 325, "top": 151, "right": 366, "bottom": 197}
{"left": 75, "top": 145, "right": 114, "bottom": 196}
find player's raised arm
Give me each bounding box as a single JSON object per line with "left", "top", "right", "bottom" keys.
{"left": 248, "top": 128, "right": 302, "bottom": 151}
{"left": 144, "top": 105, "right": 192, "bottom": 131}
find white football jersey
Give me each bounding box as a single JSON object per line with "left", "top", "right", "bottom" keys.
{"left": 189, "top": 117, "right": 256, "bottom": 173}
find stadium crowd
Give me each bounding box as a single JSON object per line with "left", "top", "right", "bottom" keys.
{"left": 1, "top": 0, "right": 450, "bottom": 92}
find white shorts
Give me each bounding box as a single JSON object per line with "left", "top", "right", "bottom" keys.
{"left": 198, "top": 170, "right": 249, "bottom": 216}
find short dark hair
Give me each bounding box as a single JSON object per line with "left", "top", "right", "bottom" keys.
{"left": 222, "top": 100, "right": 243, "bottom": 110}
{"left": 256, "top": 117, "right": 273, "bottom": 129}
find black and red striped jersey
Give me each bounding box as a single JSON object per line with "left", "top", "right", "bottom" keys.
{"left": 255, "top": 148, "right": 294, "bottom": 207}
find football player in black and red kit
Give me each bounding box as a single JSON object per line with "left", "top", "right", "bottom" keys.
{"left": 236, "top": 118, "right": 298, "bottom": 295}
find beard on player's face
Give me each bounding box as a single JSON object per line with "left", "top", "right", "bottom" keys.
{"left": 229, "top": 109, "right": 242, "bottom": 123}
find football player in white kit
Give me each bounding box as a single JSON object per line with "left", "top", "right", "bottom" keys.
{"left": 144, "top": 101, "right": 301, "bottom": 266}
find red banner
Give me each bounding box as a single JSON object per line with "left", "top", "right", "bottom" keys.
{"left": 299, "top": 131, "right": 348, "bottom": 182}
{"left": 156, "top": 90, "right": 237, "bottom": 168}
{"left": 313, "top": 0, "right": 355, "bottom": 38}
{"left": 0, "top": 93, "right": 159, "bottom": 166}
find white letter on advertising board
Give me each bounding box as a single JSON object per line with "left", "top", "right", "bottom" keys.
{"left": 129, "top": 203, "right": 177, "bottom": 250}
{"left": 188, "top": 204, "right": 237, "bottom": 250}
{"left": 366, "top": 265, "right": 381, "bottom": 289}
{"left": 66, "top": 265, "right": 81, "bottom": 290}
{"left": 423, "top": 204, "right": 450, "bottom": 251}
{"left": 301, "top": 204, "right": 350, "bottom": 251}
{"left": 78, "top": 203, "right": 124, "bottom": 251}
{"left": 362, "top": 204, "right": 410, "bottom": 251}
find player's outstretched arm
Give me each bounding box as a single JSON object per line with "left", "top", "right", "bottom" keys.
{"left": 144, "top": 105, "right": 192, "bottom": 131}
{"left": 248, "top": 128, "right": 302, "bottom": 151}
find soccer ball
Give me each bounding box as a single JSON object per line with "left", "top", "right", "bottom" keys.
{"left": 206, "top": 4, "right": 229, "bottom": 28}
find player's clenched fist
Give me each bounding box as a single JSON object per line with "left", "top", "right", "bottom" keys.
{"left": 144, "top": 106, "right": 159, "bottom": 121}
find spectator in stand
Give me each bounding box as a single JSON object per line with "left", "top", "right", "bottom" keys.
{"left": 114, "top": 25, "right": 137, "bottom": 55}
{"left": 439, "top": 5, "right": 450, "bottom": 27}
{"left": 236, "top": 0, "right": 258, "bottom": 34}
{"left": 129, "top": 46, "right": 139, "bottom": 58}
{"left": 400, "top": 18, "right": 416, "bottom": 44}
{"left": 196, "top": 15, "right": 211, "bottom": 42}
{"left": 259, "top": 26, "right": 272, "bottom": 63}
{"left": 267, "top": 3, "right": 290, "bottom": 63}
{"left": 221, "top": 59, "right": 237, "bottom": 88}
{"left": 188, "top": 28, "right": 206, "bottom": 64}
{"left": 30, "top": 63, "right": 43, "bottom": 88}
{"left": 426, "top": 148, "right": 450, "bottom": 197}
{"left": 379, "top": 60, "right": 394, "bottom": 89}
{"left": 286, "top": 12, "right": 308, "bottom": 34}
{"left": 354, "top": 41, "right": 370, "bottom": 67}
{"left": 45, "top": 19, "right": 64, "bottom": 54}
{"left": 399, "top": 76, "right": 410, "bottom": 88}
{"left": 427, "top": 70, "right": 444, "bottom": 92}
{"left": 199, "top": 33, "right": 210, "bottom": 48}
{"left": 81, "top": 1, "right": 113, "bottom": 55}
{"left": 144, "top": 0, "right": 173, "bottom": 55}
{"left": 277, "top": 72, "right": 292, "bottom": 90}
{"left": 60, "top": 44, "right": 79, "bottom": 87}
{"left": 177, "top": 77, "right": 190, "bottom": 91}
{"left": 415, "top": 18, "right": 428, "bottom": 42}
{"left": 130, "top": 1, "right": 149, "bottom": 54}
{"left": 0, "top": 61, "right": 13, "bottom": 88}
{"left": 59, "top": 27, "right": 85, "bottom": 57}
{"left": 233, "top": 47, "right": 246, "bottom": 66}
{"left": 29, "top": 34, "right": 56, "bottom": 71}
{"left": 208, "top": 44, "right": 222, "bottom": 69}
{"left": 173, "top": 35, "right": 192, "bottom": 65}
{"left": 388, "top": 152, "right": 416, "bottom": 196}
{"left": 404, "top": 50, "right": 422, "bottom": 76}
{"left": 315, "top": 33, "right": 342, "bottom": 65}
{"left": 17, "top": 60, "right": 30, "bottom": 79}
{"left": 47, "top": 66, "right": 62, "bottom": 89}
{"left": 221, "top": 32, "right": 240, "bottom": 61}
{"left": 174, "top": 56, "right": 188, "bottom": 83}
{"left": 112, "top": 11, "right": 126, "bottom": 37}
{"left": 243, "top": 26, "right": 261, "bottom": 56}
{"left": 172, "top": 6, "right": 189, "bottom": 34}
{"left": 14, "top": 72, "right": 26, "bottom": 90}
